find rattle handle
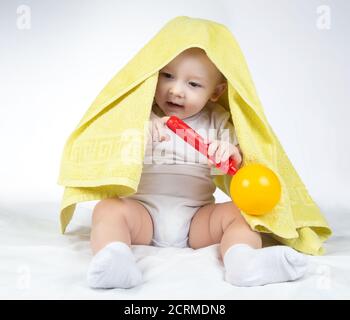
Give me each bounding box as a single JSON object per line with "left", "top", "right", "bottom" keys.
{"left": 166, "top": 115, "right": 237, "bottom": 175}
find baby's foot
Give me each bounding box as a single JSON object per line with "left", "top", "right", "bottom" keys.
{"left": 223, "top": 244, "right": 308, "bottom": 287}
{"left": 87, "top": 241, "right": 142, "bottom": 289}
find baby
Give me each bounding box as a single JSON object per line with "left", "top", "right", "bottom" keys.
{"left": 87, "top": 47, "right": 308, "bottom": 289}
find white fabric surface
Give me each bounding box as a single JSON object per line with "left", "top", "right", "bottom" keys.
{"left": 0, "top": 200, "right": 349, "bottom": 300}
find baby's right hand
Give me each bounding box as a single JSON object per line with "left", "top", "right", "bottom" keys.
{"left": 151, "top": 116, "right": 171, "bottom": 142}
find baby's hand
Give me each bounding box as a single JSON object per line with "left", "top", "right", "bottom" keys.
{"left": 205, "top": 138, "right": 243, "bottom": 168}
{"left": 151, "top": 116, "right": 171, "bottom": 142}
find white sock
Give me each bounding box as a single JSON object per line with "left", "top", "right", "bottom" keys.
{"left": 223, "top": 244, "right": 308, "bottom": 287}
{"left": 87, "top": 241, "right": 142, "bottom": 289}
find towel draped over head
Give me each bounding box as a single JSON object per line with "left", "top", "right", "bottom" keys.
{"left": 57, "top": 16, "right": 332, "bottom": 255}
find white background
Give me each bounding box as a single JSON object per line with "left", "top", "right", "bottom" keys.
{"left": 0, "top": 0, "right": 349, "bottom": 221}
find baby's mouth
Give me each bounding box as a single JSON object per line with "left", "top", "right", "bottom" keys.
{"left": 166, "top": 101, "right": 184, "bottom": 108}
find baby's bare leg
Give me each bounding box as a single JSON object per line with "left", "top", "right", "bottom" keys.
{"left": 87, "top": 197, "right": 153, "bottom": 289}
{"left": 90, "top": 197, "right": 153, "bottom": 255}
{"left": 188, "top": 201, "right": 261, "bottom": 258}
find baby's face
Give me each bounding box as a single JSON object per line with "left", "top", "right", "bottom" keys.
{"left": 154, "top": 48, "right": 227, "bottom": 119}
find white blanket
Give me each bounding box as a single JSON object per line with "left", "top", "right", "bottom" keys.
{"left": 1, "top": 200, "right": 349, "bottom": 300}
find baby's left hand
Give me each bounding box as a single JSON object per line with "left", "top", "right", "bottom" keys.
{"left": 204, "top": 139, "right": 243, "bottom": 168}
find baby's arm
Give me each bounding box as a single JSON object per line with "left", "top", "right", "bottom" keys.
{"left": 206, "top": 109, "right": 243, "bottom": 168}
{"left": 149, "top": 112, "right": 170, "bottom": 142}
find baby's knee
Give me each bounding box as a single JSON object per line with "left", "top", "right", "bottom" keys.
{"left": 92, "top": 198, "right": 126, "bottom": 223}
{"left": 221, "top": 202, "right": 245, "bottom": 228}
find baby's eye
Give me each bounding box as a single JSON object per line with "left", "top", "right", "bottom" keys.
{"left": 189, "top": 82, "right": 201, "bottom": 88}
{"left": 161, "top": 72, "right": 172, "bottom": 78}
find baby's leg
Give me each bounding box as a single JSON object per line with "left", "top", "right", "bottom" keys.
{"left": 87, "top": 198, "right": 153, "bottom": 289}
{"left": 90, "top": 198, "right": 153, "bottom": 254}
{"left": 189, "top": 202, "right": 308, "bottom": 286}
{"left": 189, "top": 202, "right": 262, "bottom": 256}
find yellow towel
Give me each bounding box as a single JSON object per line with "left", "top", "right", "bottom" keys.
{"left": 57, "top": 16, "right": 332, "bottom": 255}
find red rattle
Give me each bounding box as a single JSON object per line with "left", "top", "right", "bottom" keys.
{"left": 166, "top": 115, "right": 281, "bottom": 215}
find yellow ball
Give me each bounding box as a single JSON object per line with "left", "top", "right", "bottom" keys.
{"left": 230, "top": 164, "right": 281, "bottom": 215}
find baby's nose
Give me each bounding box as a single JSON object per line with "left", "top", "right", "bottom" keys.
{"left": 169, "top": 84, "right": 185, "bottom": 97}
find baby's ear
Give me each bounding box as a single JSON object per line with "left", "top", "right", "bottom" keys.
{"left": 210, "top": 82, "right": 227, "bottom": 102}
